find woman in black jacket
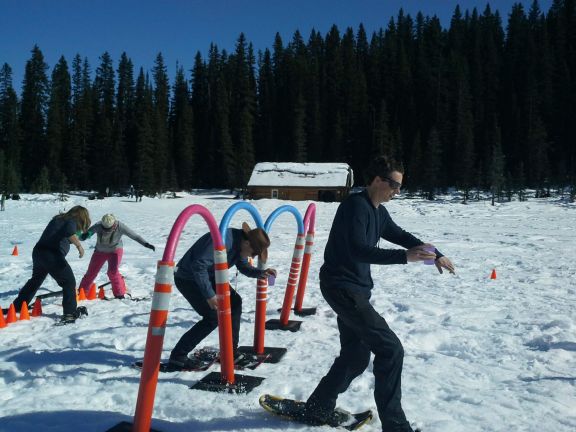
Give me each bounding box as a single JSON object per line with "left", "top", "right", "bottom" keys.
{"left": 12, "top": 205, "right": 91, "bottom": 324}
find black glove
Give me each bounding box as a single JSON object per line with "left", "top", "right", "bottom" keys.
{"left": 145, "top": 243, "right": 155, "bottom": 251}
{"left": 80, "top": 232, "right": 90, "bottom": 241}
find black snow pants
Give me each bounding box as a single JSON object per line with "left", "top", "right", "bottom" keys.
{"left": 13, "top": 247, "right": 77, "bottom": 315}
{"left": 305, "top": 282, "right": 413, "bottom": 432}
{"left": 170, "top": 275, "right": 242, "bottom": 358}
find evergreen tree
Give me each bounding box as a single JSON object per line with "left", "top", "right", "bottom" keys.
{"left": 191, "top": 52, "right": 212, "bottom": 186}
{"left": 272, "top": 33, "right": 291, "bottom": 161}
{"left": 255, "top": 49, "right": 276, "bottom": 161}
{"left": 501, "top": 4, "right": 531, "bottom": 184}
{"left": 133, "top": 69, "right": 155, "bottom": 193}
{"left": 323, "top": 25, "right": 345, "bottom": 160}
{"left": 413, "top": 14, "right": 443, "bottom": 150}
{"left": 152, "top": 53, "right": 170, "bottom": 192}
{"left": 406, "top": 130, "right": 422, "bottom": 192}
{"left": 3, "top": 160, "right": 20, "bottom": 194}
{"left": 68, "top": 56, "right": 93, "bottom": 189}
{"left": 0, "top": 150, "right": 4, "bottom": 191}
{"left": 371, "top": 99, "right": 393, "bottom": 159}
{"left": 286, "top": 30, "right": 309, "bottom": 162}
{"left": 171, "top": 65, "right": 194, "bottom": 189}
{"left": 292, "top": 92, "right": 307, "bottom": 161}
{"left": 0, "top": 63, "right": 21, "bottom": 191}
{"left": 207, "top": 45, "right": 235, "bottom": 187}
{"left": 92, "top": 52, "right": 116, "bottom": 191}
{"left": 478, "top": 5, "right": 504, "bottom": 186}
{"left": 305, "top": 29, "right": 324, "bottom": 161}
{"left": 46, "top": 56, "right": 71, "bottom": 188}
{"left": 6, "top": 1, "right": 573, "bottom": 193}
{"left": 230, "top": 34, "right": 256, "bottom": 186}
{"left": 546, "top": 0, "right": 576, "bottom": 185}
{"left": 422, "top": 127, "right": 442, "bottom": 200}
{"left": 30, "top": 165, "right": 51, "bottom": 193}
{"left": 488, "top": 116, "right": 505, "bottom": 204}
{"left": 20, "top": 45, "right": 49, "bottom": 189}
{"left": 341, "top": 27, "right": 369, "bottom": 172}
{"left": 454, "top": 78, "right": 475, "bottom": 202}
{"left": 392, "top": 10, "right": 416, "bottom": 164}
{"left": 526, "top": 113, "right": 549, "bottom": 195}
{"left": 114, "top": 52, "right": 135, "bottom": 188}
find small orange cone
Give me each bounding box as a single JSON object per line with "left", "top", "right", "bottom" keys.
{"left": 490, "top": 269, "right": 497, "bottom": 279}
{"left": 87, "top": 283, "right": 97, "bottom": 300}
{"left": 31, "top": 299, "right": 43, "bottom": 317}
{"left": 98, "top": 286, "right": 106, "bottom": 300}
{"left": 19, "top": 301, "right": 30, "bottom": 321}
{"left": 6, "top": 304, "right": 17, "bottom": 323}
{"left": 0, "top": 307, "right": 6, "bottom": 328}
{"left": 78, "top": 287, "right": 87, "bottom": 301}
{"left": 11, "top": 245, "right": 18, "bottom": 256}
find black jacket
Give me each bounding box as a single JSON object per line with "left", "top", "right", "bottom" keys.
{"left": 320, "top": 190, "right": 440, "bottom": 292}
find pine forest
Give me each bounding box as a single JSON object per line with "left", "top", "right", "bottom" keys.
{"left": 0, "top": 1, "right": 575, "bottom": 201}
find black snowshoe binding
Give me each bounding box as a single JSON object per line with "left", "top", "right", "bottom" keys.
{"left": 57, "top": 306, "right": 88, "bottom": 325}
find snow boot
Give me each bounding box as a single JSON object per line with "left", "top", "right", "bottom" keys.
{"left": 57, "top": 306, "right": 88, "bottom": 325}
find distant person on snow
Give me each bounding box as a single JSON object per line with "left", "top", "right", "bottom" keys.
{"left": 12, "top": 206, "right": 91, "bottom": 324}
{"left": 302, "top": 155, "right": 455, "bottom": 432}
{"left": 167, "top": 222, "right": 277, "bottom": 370}
{"left": 78, "top": 214, "right": 155, "bottom": 299}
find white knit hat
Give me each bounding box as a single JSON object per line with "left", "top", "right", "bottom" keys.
{"left": 101, "top": 213, "right": 117, "bottom": 229}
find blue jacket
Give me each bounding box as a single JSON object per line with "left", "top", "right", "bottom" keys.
{"left": 175, "top": 228, "right": 266, "bottom": 299}
{"left": 320, "top": 190, "right": 443, "bottom": 292}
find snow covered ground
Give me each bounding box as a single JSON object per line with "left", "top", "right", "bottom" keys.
{"left": 0, "top": 191, "right": 574, "bottom": 432}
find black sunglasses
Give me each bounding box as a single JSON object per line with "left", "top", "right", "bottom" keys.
{"left": 381, "top": 176, "right": 402, "bottom": 189}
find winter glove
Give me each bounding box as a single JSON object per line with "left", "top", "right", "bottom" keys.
{"left": 144, "top": 243, "right": 155, "bottom": 251}
{"left": 78, "top": 231, "right": 93, "bottom": 241}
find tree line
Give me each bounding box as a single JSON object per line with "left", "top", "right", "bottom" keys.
{"left": 0, "top": 0, "right": 574, "bottom": 201}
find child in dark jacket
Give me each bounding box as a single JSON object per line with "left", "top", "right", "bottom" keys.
{"left": 168, "top": 222, "right": 276, "bottom": 369}
{"left": 12, "top": 205, "right": 91, "bottom": 324}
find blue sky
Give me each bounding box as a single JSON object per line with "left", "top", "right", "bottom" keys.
{"left": 1, "top": 0, "right": 552, "bottom": 90}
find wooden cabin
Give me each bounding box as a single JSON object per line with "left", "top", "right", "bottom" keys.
{"left": 246, "top": 162, "right": 354, "bottom": 202}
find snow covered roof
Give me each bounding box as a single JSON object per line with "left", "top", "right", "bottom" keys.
{"left": 247, "top": 162, "right": 353, "bottom": 188}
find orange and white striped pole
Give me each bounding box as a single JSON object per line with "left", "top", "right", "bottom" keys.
{"left": 253, "top": 257, "right": 269, "bottom": 354}
{"left": 279, "top": 233, "right": 305, "bottom": 325}
{"left": 218, "top": 201, "right": 267, "bottom": 355}
{"left": 131, "top": 204, "right": 231, "bottom": 432}
{"left": 294, "top": 203, "right": 316, "bottom": 312}
{"left": 133, "top": 260, "right": 174, "bottom": 432}
{"left": 213, "top": 246, "right": 234, "bottom": 383}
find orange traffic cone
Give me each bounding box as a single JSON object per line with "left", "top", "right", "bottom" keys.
{"left": 490, "top": 269, "right": 497, "bottom": 279}
{"left": 6, "top": 304, "right": 17, "bottom": 323}
{"left": 19, "top": 301, "right": 30, "bottom": 321}
{"left": 11, "top": 245, "right": 18, "bottom": 256}
{"left": 31, "top": 298, "right": 43, "bottom": 317}
{"left": 98, "top": 286, "right": 106, "bottom": 300}
{"left": 0, "top": 307, "right": 6, "bottom": 328}
{"left": 78, "top": 287, "right": 87, "bottom": 301}
{"left": 87, "top": 283, "right": 97, "bottom": 300}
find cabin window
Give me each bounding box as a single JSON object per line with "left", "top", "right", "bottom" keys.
{"left": 271, "top": 189, "right": 278, "bottom": 199}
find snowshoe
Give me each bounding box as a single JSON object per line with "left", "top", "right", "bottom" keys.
{"left": 55, "top": 306, "right": 88, "bottom": 326}
{"left": 259, "top": 394, "right": 373, "bottom": 430}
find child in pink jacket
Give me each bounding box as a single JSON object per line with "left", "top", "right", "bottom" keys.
{"left": 79, "top": 214, "right": 155, "bottom": 298}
